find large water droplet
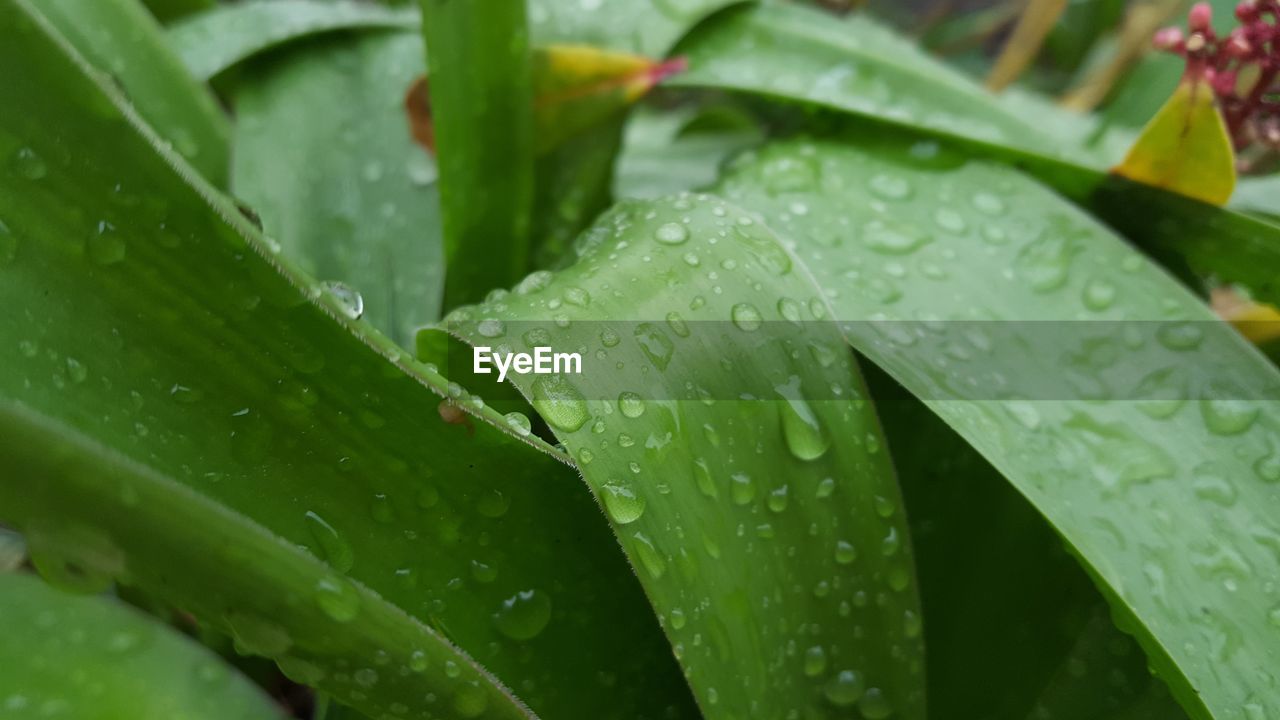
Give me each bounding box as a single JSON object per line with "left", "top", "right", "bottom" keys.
{"left": 493, "top": 589, "right": 552, "bottom": 641}
{"left": 730, "top": 473, "right": 756, "bottom": 505}
{"left": 304, "top": 511, "right": 354, "bottom": 573}
{"left": 504, "top": 411, "right": 532, "bottom": 436}
{"left": 776, "top": 376, "right": 830, "bottom": 461}
{"left": 859, "top": 688, "right": 893, "bottom": 719}
{"left": 1014, "top": 232, "right": 1077, "bottom": 292}
{"left": 320, "top": 281, "right": 363, "bottom": 320}
{"left": 654, "top": 222, "right": 689, "bottom": 245}
{"left": 868, "top": 173, "right": 912, "bottom": 200}
{"left": 601, "top": 480, "right": 646, "bottom": 524}
{"left": 531, "top": 375, "right": 590, "bottom": 432}
{"left": 731, "top": 302, "right": 763, "bottom": 332}
{"left": 315, "top": 575, "right": 360, "bottom": 622}
{"left": 618, "top": 391, "right": 646, "bottom": 418}
{"left": 804, "top": 645, "right": 827, "bottom": 677}
{"left": 824, "top": 669, "right": 865, "bottom": 706}
{"left": 862, "top": 219, "right": 930, "bottom": 255}
{"left": 631, "top": 531, "right": 666, "bottom": 578}
{"left": 634, "top": 322, "right": 675, "bottom": 370}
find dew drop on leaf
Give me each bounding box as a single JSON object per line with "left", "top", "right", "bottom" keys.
{"left": 531, "top": 375, "right": 589, "bottom": 432}
{"left": 600, "top": 480, "right": 646, "bottom": 524}
{"left": 492, "top": 589, "right": 552, "bottom": 641}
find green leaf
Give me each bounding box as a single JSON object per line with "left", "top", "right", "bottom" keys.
{"left": 438, "top": 195, "right": 926, "bottom": 720}
{"left": 0, "top": 5, "right": 696, "bottom": 719}
{"left": 614, "top": 104, "right": 763, "bottom": 200}
{"left": 418, "top": 0, "right": 534, "bottom": 310}
{"left": 167, "top": 0, "right": 416, "bottom": 81}
{"left": 141, "top": 0, "right": 212, "bottom": 25}
{"left": 1232, "top": 175, "right": 1280, "bottom": 222}
{"left": 0, "top": 573, "right": 282, "bottom": 719}
{"left": 713, "top": 137, "right": 1280, "bottom": 719}
{"left": 671, "top": 3, "right": 1056, "bottom": 161}
{"left": 233, "top": 30, "right": 443, "bottom": 345}
{"left": 29, "top": 0, "right": 229, "bottom": 186}
{"left": 671, "top": 2, "right": 1280, "bottom": 331}
{"left": 870, "top": 368, "right": 1185, "bottom": 720}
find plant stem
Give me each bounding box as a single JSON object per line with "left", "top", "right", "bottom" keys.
{"left": 418, "top": 0, "right": 535, "bottom": 311}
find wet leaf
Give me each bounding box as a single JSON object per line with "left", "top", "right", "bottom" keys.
{"left": 30, "top": 0, "right": 229, "bottom": 185}
{"left": 715, "top": 137, "right": 1280, "bottom": 719}
{"left": 0, "top": 5, "right": 695, "bottom": 718}
{"left": 439, "top": 196, "right": 926, "bottom": 720}
{"left": 1114, "top": 78, "right": 1237, "bottom": 206}
{"left": 0, "top": 573, "right": 283, "bottom": 719}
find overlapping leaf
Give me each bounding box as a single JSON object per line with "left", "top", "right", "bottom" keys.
{"left": 0, "top": 573, "right": 282, "bottom": 719}
{"left": 441, "top": 196, "right": 926, "bottom": 720}
{"left": 713, "top": 136, "right": 1280, "bottom": 719}
{"left": 0, "top": 4, "right": 695, "bottom": 719}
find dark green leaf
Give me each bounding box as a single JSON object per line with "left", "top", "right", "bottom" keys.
{"left": 418, "top": 0, "right": 534, "bottom": 310}
{"left": 0, "top": 572, "right": 282, "bottom": 719}
{"left": 30, "top": 0, "right": 229, "bottom": 185}
{"left": 0, "top": 5, "right": 695, "bottom": 718}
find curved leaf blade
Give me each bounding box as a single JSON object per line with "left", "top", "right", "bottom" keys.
{"left": 714, "top": 137, "right": 1280, "bottom": 719}
{"left": 440, "top": 195, "right": 926, "bottom": 720}
{"left": 167, "top": 0, "right": 416, "bottom": 81}
{"left": 0, "top": 572, "right": 282, "bottom": 720}
{"left": 32, "top": 0, "right": 229, "bottom": 185}
{"left": 0, "top": 5, "right": 696, "bottom": 718}
{"left": 233, "top": 30, "right": 443, "bottom": 344}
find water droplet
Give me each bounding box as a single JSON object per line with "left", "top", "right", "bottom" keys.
{"left": 453, "top": 682, "right": 489, "bottom": 718}
{"left": 87, "top": 221, "right": 125, "bottom": 265}
{"left": 13, "top": 147, "right": 48, "bottom": 180}
{"left": 824, "top": 669, "right": 865, "bottom": 706}
{"left": 665, "top": 311, "right": 690, "bottom": 337}
{"left": 932, "top": 208, "right": 967, "bottom": 234}
{"left": 470, "top": 559, "right": 497, "bottom": 583}
{"left": 634, "top": 322, "right": 675, "bottom": 370}
{"left": 1201, "top": 397, "right": 1258, "bottom": 436}
{"left": 504, "top": 411, "right": 532, "bottom": 436}
{"left": 601, "top": 480, "right": 646, "bottom": 524}
{"left": 226, "top": 612, "right": 292, "bottom": 657}
{"left": 0, "top": 218, "right": 16, "bottom": 266}
{"left": 862, "top": 219, "right": 930, "bottom": 255}
{"left": 1156, "top": 322, "right": 1203, "bottom": 351}
{"left": 868, "top": 173, "right": 912, "bottom": 200}
{"left": 778, "top": 297, "right": 802, "bottom": 323}
{"left": 859, "top": 688, "right": 893, "bottom": 718}
{"left": 564, "top": 286, "right": 591, "bottom": 307}
{"left": 654, "top": 222, "right": 689, "bottom": 245}
{"left": 315, "top": 575, "right": 360, "bottom": 622}
{"left": 767, "top": 485, "right": 789, "bottom": 513}
{"left": 730, "top": 473, "right": 756, "bottom": 505}
{"left": 669, "top": 607, "right": 686, "bottom": 629}
{"left": 618, "top": 392, "right": 646, "bottom": 418}
{"left": 476, "top": 318, "right": 506, "bottom": 338}
{"left": 731, "top": 302, "right": 763, "bottom": 332}
{"left": 304, "top": 511, "right": 354, "bottom": 572}
{"left": 476, "top": 489, "right": 510, "bottom": 518}
{"left": 804, "top": 646, "right": 827, "bottom": 677}
{"left": 816, "top": 477, "right": 836, "bottom": 498}
{"left": 631, "top": 531, "right": 666, "bottom": 578}
{"left": 409, "top": 650, "right": 429, "bottom": 672}
{"left": 694, "top": 458, "right": 718, "bottom": 498}
{"left": 320, "top": 281, "right": 363, "bottom": 320}
{"left": 777, "top": 376, "right": 830, "bottom": 461}
{"left": 1082, "top": 278, "right": 1116, "bottom": 311}
{"left": 972, "top": 192, "right": 1006, "bottom": 215}
{"left": 531, "top": 375, "right": 589, "bottom": 432}
{"left": 833, "top": 539, "right": 858, "bottom": 564}
{"left": 493, "top": 589, "right": 552, "bottom": 641}
{"left": 1014, "top": 232, "right": 1078, "bottom": 292}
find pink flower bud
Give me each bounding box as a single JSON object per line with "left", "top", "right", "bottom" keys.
{"left": 1189, "top": 2, "right": 1214, "bottom": 32}
{"left": 1212, "top": 69, "right": 1238, "bottom": 96}
{"left": 1153, "top": 26, "right": 1185, "bottom": 50}
{"left": 1236, "top": 0, "right": 1259, "bottom": 22}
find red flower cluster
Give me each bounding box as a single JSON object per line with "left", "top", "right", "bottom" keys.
{"left": 1155, "top": 1, "right": 1279, "bottom": 164}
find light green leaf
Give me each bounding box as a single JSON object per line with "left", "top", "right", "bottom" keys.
{"left": 672, "top": 1, "right": 1280, "bottom": 331}
{"left": 233, "top": 30, "right": 443, "bottom": 345}
{"left": 1232, "top": 175, "right": 1280, "bottom": 222}
{"left": 439, "top": 195, "right": 926, "bottom": 720}
{"left": 30, "top": 0, "right": 229, "bottom": 185}
{"left": 527, "top": 0, "right": 745, "bottom": 56}
{"left": 167, "top": 0, "right": 416, "bottom": 81}
{"left": 714, "top": 137, "right": 1280, "bottom": 719}
{"left": 614, "top": 104, "right": 763, "bottom": 200}
{"left": 0, "top": 572, "right": 282, "bottom": 719}
{"left": 0, "top": 4, "right": 695, "bottom": 718}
